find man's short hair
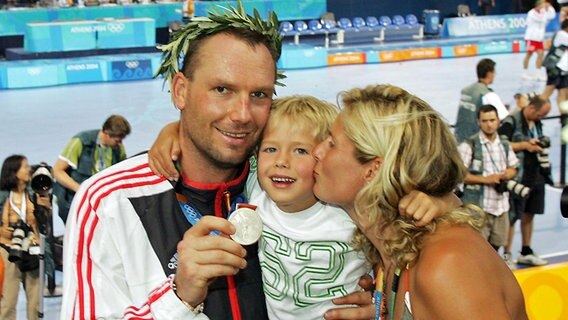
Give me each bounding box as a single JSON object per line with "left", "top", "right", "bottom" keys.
{"left": 477, "top": 104, "right": 498, "bottom": 119}
{"left": 528, "top": 95, "right": 549, "bottom": 111}
{"left": 182, "top": 28, "right": 279, "bottom": 82}
{"left": 477, "top": 58, "right": 496, "bottom": 79}
{"left": 155, "top": 2, "right": 282, "bottom": 86}
{"left": 102, "top": 115, "right": 131, "bottom": 138}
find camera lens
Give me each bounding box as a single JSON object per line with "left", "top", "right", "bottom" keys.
{"left": 31, "top": 166, "right": 53, "bottom": 192}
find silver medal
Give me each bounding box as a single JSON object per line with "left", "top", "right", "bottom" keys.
{"left": 228, "top": 207, "right": 263, "bottom": 245}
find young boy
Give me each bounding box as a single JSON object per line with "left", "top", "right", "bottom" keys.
{"left": 246, "top": 96, "right": 369, "bottom": 319}
{"left": 148, "top": 96, "right": 458, "bottom": 319}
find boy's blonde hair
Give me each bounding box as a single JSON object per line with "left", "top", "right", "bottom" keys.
{"left": 339, "top": 84, "right": 483, "bottom": 268}
{"left": 268, "top": 95, "right": 339, "bottom": 143}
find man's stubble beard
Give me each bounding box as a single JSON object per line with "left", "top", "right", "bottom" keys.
{"left": 190, "top": 133, "right": 258, "bottom": 169}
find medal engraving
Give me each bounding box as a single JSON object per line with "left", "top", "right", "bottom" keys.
{"left": 228, "top": 207, "right": 263, "bottom": 245}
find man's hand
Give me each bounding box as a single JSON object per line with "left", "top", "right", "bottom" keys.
{"left": 485, "top": 173, "right": 503, "bottom": 185}
{"left": 174, "top": 216, "right": 247, "bottom": 307}
{"left": 525, "top": 139, "right": 543, "bottom": 153}
{"left": 323, "top": 272, "right": 376, "bottom": 319}
{"left": 35, "top": 194, "right": 52, "bottom": 209}
{"left": 503, "top": 168, "right": 516, "bottom": 181}
{"left": 324, "top": 289, "right": 375, "bottom": 320}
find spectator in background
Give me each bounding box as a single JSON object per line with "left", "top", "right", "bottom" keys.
{"left": 522, "top": 0, "right": 556, "bottom": 81}
{"left": 498, "top": 95, "right": 552, "bottom": 266}
{"left": 52, "top": 114, "right": 130, "bottom": 223}
{"left": 458, "top": 105, "right": 519, "bottom": 269}
{"left": 542, "top": 18, "right": 568, "bottom": 113}
{"left": 559, "top": 0, "right": 568, "bottom": 22}
{"left": 0, "top": 155, "right": 41, "bottom": 320}
{"left": 479, "top": 0, "right": 496, "bottom": 15}
{"left": 513, "top": 0, "right": 530, "bottom": 13}
{"left": 455, "top": 58, "right": 506, "bottom": 143}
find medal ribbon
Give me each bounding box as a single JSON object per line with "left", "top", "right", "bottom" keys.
{"left": 175, "top": 192, "right": 251, "bottom": 235}
{"left": 175, "top": 193, "right": 220, "bottom": 236}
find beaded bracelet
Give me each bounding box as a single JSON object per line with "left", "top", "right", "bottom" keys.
{"left": 169, "top": 275, "right": 205, "bottom": 315}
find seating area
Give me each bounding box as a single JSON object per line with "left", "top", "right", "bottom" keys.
{"left": 279, "top": 13, "right": 425, "bottom": 47}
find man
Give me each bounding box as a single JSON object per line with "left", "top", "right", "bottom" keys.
{"left": 52, "top": 114, "right": 130, "bottom": 223}
{"left": 455, "top": 58, "right": 502, "bottom": 143}
{"left": 542, "top": 19, "right": 568, "bottom": 114}
{"left": 498, "top": 95, "right": 552, "bottom": 266}
{"left": 560, "top": 0, "right": 568, "bottom": 23}
{"left": 478, "top": 0, "right": 495, "bottom": 15}
{"left": 458, "top": 105, "right": 519, "bottom": 268}
{"left": 61, "top": 4, "right": 376, "bottom": 319}
{"left": 522, "top": 0, "right": 556, "bottom": 81}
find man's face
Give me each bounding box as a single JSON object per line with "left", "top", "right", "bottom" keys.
{"left": 101, "top": 131, "right": 124, "bottom": 148}
{"left": 525, "top": 102, "right": 551, "bottom": 122}
{"left": 173, "top": 33, "right": 276, "bottom": 170}
{"left": 478, "top": 110, "right": 499, "bottom": 138}
{"left": 487, "top": 70, "right": 496, "bottom": 85}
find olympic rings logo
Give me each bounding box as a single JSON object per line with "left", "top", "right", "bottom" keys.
{"left": 107, "top": 22, "right": 125, "bottom": 33}
{"left": 125, "top": 61, "right": 140, "bottom": 69}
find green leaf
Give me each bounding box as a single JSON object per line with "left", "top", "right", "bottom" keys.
{"left": 154, "top": 0, "right": 285, "bottom": 87}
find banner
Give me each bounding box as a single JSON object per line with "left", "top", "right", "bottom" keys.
{"left": 442, "top": 13, "right": 559, "bottom": 38}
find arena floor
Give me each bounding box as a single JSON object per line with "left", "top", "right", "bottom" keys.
{"left": 3, "top": 51, "right": 568, "bottom": 319}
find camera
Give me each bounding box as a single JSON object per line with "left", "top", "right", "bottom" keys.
{"left": 507, "top": 180, "right": 531, "bottom": 198}
{"left": 494, "top": 180, "right": 531, "bottom": 198}
{"left": 536, "top": 145, "right": 554, "bottom": 185}
{"left": 31, "top": 162, "right": 53, "bottom": 192}
{"left": 537, "top": 136, "right": 551, "bottom": 149}
{"left": 7, "top": 220, "right": 36, "bottom": 263}
{"left": 494, "top": 181, "right": 508, "bottom": 194}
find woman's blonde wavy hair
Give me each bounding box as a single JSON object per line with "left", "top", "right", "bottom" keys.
{"left": 340, "top": 84, "right": 484, "bottom": 268}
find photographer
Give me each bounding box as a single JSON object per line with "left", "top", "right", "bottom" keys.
{"left": 53, "top": 114, "right": 130, "bottom": 223}
{"left": 0, "top": 155, "right": 40, "bottom": 320}
{"left": 498, "top": 95, "right": 551, "bottom": 266}
{"left": 458, "top": 105, "right": 519, "bottom": 269}
{"left": 30, "top": 162, "right": 62, "bottom": 298}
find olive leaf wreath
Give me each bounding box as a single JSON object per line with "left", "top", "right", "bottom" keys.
{"left": 155, "top": 0, "right": 286, "bottom": 87}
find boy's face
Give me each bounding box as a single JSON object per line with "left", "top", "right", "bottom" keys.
{"left": 257, "top": 118, "right": 319, "bottom": 213}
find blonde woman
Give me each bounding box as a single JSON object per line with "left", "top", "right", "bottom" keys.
{"left": 313, "top": 84, "right": 528, "bottom": 320}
